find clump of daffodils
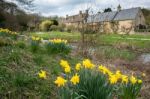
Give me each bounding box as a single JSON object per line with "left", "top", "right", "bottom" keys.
{"left": 30, "top": 36, "right": 42, "bottom": 52}
{"left": 98, "top": 65, "right": 142, "bottom": 85}
{"left": 49, "top": 39, "right": 67, "bottom": 44}
{"left": 0, "top": 28, "right": 18, "bottom": 40}
{"left": 31, "top": 36, "right": 43, "bottom": 41}
{"left": 0, "top": 28, "right": 18, "bottom": 35}
{"left": 53, "top": 59, "right": 144, "bottom": 99}
{"left": 46, "top": 38, "right": 71, "bottom": 54}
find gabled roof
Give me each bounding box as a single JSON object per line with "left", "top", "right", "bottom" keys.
{"left": 87, "top": 7, "right": 140, "bottom": 23}
{"left": 64, "top": 13, "right": 87, "bottom": 23}
{"left": 87, "top": 11, "right": 117, "bottom": 23}
{"left": 114, "top": 7, "right": 140, "bottom": 21}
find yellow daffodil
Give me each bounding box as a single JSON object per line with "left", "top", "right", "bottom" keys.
{"left": 32, "top": 36, "right": 36, "bottom": 40}
{"left": 38, "top": 70, "right": 46, "bottom": 79}
{"left": 138, "top": 79, "right": 142, "bottom": 84}
{"left": 109, "top": 74, "right": 118, "bottom": 84}
{"left": 99, "top": 65, "right": 112, "bottom": 76}
{"left": 115, "top": 70, "right": 122, "bottom": 79}
{"left": 64, "top": 66, "right": 71, "bottom": 73}
{"left": 82, "top": 59, "right": 95, "bottom": 69}
{"left": 60, "top": 60, "right": 69, "bottom": 68}
{"left": 121, "top": 75, "right": 128, "bottom": 84}
{"left": 31, "top": 36, "right": 41, "bottom": 41}
{"left": 36, "top": 37, "right": 40, "bottom": 41}
{"left": 75, "top": 63, "right": 81, "bottom": 71}
{"left": 54, "top": 76, "right": 67, "bottom": 87}
{"left": 142, "top": 73, "right": 146, "bottom": 77}
{"left": 130, "top": 76, "right": 137, "bottom": 84}
{"left": 70, "top": 73, "right": 80, "bottom": 85}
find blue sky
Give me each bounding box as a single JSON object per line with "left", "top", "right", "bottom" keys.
{"left": 8, "top": 0, "right": 150, "bottom": 17}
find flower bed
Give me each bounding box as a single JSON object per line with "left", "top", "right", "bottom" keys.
{"left": 53, "top": 59, "right": 143, "bottom": 99}
{"left": 45, "top": 39, "right": 71, "bottom": 54}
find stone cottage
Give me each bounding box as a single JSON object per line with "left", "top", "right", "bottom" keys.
{"left": 87, "top": 6, "right": 145, "bottom": 34}
{"left": 60, "top": 10, "right": 88, "bottom": 29}
{"left": 61, "top": 6, "right": 145, "bottom": 34}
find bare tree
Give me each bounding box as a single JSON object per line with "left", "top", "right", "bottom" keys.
{"left": 111, "top": 21, "right": 119, "bottom": 33}
{"left": 78, "top": 8, "right": 100, "bottom": 57}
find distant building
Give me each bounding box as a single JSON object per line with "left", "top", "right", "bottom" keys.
{"left": 61, "top": 6, "right": 145, "bottom": 34}
{"left": 60, "top": 10, "right": 88, "bottom": 29}
{"left": 87, "top": 6, "right": 145, "bottom": 34}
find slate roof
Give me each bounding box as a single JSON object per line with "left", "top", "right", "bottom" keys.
{"left": 87, "top": 7, "right": 140, "bottom": 23}
{"left": 87, "top": 11, "right": 117, "bottom": 23}
{"left": 114, "top": 7, "right": 140, "bottom": 21}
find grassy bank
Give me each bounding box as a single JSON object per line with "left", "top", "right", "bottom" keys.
{"left": 0, "top": 40, "right": 80, "bottom": 98}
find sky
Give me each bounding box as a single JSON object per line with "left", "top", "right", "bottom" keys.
{"left": 7, "top": 0, "right": 150, "bottom": 17}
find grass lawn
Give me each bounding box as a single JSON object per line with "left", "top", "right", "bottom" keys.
{"left": 29, "top": 31, "right": 150, "bottom": 61}
{"left": 30, "top": 31, "right": 150, "bottom": 49}
{"left": 30, "top": 31, "right": 81, "bottom": 42}
{"left": 98, "top": 34, "right": 150, "bottom": 49}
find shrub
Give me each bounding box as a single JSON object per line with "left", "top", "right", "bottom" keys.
{"left": 53, "top": 59, "right": 143, "bottom": 99}
{"left": 59, "top": 23, "right": 66, "bottom": 32}
{"left": 51, "top": 24, "right": 66, "bottom": 32}
{"left": 66, "top": 25, "right": 77, "bottom": 33}
{"left": 45, "top": 39, "right": 71, "bottom": 55}
{"left": 50, "top": 25, "right": 59, "bottom": 31}
{"left": 51, "top": 19, "right": 58, "bottom": 26}
{"left": 39, "top": 20, "right": 53, "bottom": 31}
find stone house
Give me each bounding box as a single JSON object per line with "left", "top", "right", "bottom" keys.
{"left": 61, "top": 6, "right": 145, "bottom": 34}
{"left": 60, "top": 10, "right": 88, "bottom": 29}
{"left": 87, "top": 7, "right": 146, "bottom": 34}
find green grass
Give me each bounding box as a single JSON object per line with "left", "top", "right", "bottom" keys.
{"left": 0, "top": 39, "right": 81, "bottom": 98}
{"left": 0, "top": 31, "right": 148, "bottom": 98}
{"left": 98, "top": 34, "right": 150, "bottom": 49}
{"left": 30, "top": 31, "right": 81, "bottom": 42}
{"left": 30, "top": 31, "right": 150, "bottom": 49}
{"left": 94, "top": 46, "right": 137, "bottom": 61}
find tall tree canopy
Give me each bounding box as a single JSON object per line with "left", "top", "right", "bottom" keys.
{"left": 104, "top": 8, "right": 112, "bottom": 12}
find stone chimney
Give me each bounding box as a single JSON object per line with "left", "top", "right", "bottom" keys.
{"left": 79, "top": 10, "right": 82, "bottom": 15}
{"left": 117, "top": 4, "right": 121, "bottom": 12}
{"left": 66, "top": 14, "right": 68, "bottom": 19}
{"left": 85, "top": 10, "right": 88, "bottom": 15}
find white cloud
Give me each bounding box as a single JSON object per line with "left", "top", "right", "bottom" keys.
{"left": 8, "top": 0, "right": 150, "bottom": 16}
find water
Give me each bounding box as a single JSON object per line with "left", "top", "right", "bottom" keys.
{"left": 140, "top": 54, "right": 150, "bottom": 64}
